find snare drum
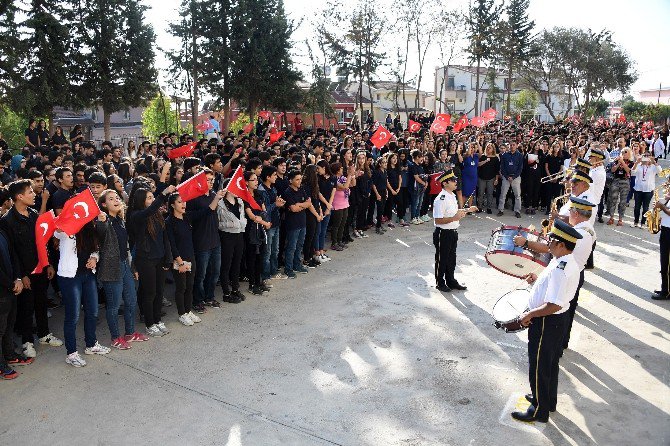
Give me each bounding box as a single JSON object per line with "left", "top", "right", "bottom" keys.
{"left": 485, "top": 225, "right": 551, "bottom": 278}
{"left": 492, "top": 289, "right": 530, "bottom": 333}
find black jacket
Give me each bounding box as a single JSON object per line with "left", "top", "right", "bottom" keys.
{"left": 0, "top": 207, "right": 40, "bottom": 277}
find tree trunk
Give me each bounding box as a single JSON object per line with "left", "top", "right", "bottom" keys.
{"left": 103, "top": 107, "right": 111, "bottom": 141}
{"left": 190, "top": 8, "right": 198, "bottom": 137}
{"left": 401, "top": 29, "right": 410, "bottom": 113}
{"left": 474, "top": 58, "right": 481, "bottom": 116}
{"left": 358, "top": 79, "right": 364, "bottom": 127}
{"left": 159, "top": 89, "right": 169, "bottom": 134}
{"left": 506, "top": 62, "right": 513, "bottom": 115}
{"left": 48, "top": 108, "right": 54, "bottom": 135}
{"left": 223, "top": 100, "right": 230, "bottom": 133}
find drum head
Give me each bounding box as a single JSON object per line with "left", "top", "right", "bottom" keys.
{"left": 485, "top": 251, "right": 547, "bottom": 278}
{"left": 492, "top": 289, "right": 530, "bottom": 323}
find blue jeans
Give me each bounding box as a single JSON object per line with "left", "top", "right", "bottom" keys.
{"left": 410, "top": 185, "right": 425, "bottom": 219}
{"left": 193, "top": 245, "right": 222, "bottom": 304}
{"left": 284, "top": 227, "right": 306, "bottom": 274}
{"left": 316, "top": 213, "right": 331, "bottom": 251}
{"left": 58, "top": 271, "right": 98, "bottom": 355}
{"left": 102, "top": 259, "right": 137, "bottom": 340}
{"left": 263, "top": 226, "right": 280, "bottom": 280}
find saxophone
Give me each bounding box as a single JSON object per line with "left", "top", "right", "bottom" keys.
{"left": 541, "top": 193, "right": 570, "bottom": 237}
{"left": 645, "top": 187, "right": 662, "bottom": 234}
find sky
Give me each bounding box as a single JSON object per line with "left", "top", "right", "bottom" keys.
{"left": 145, "top": 0, "right": 670, "bottom": 100}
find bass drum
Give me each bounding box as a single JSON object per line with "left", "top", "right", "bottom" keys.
{"left": 492, "top": 289, "right": 530, "bottom": 333}
{"left": 485, "top": 225, "right": 552, "bottom": 278}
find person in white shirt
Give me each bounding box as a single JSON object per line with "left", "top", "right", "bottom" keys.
{"left": 646, "top": 131, "right": 666, "bottom": 160}
{"left": 511, "top": 219, "right": 582, "bottom": 423}
{"left": 432, "top": 170, "right": 477, "bottom": 292}
{"left": 653, "top": 191, "right": 670, "bottom": 300}
{"left": 631, "top": 155, "right": 662, "bottom": 228}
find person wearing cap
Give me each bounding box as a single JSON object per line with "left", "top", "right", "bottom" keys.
{"left": 554, "top": 171, "right": 594, "bottom": 224}
{"left": 432, "top": 170, "right": 477, "bottom": 292}
{"left": 511, "top": 219, "right": 582, "bottom": 423}
{"left": 573, "top": 157, "right": 591, "bottom": 175}
{"left": 588, "top": 148, "right": 607, "bottom": 224}
{"left": 653, "top": 190, "right": 670, "bottom": 300}
{"left": 631, "top": 155, "right": 662, "bottom": 228}
{"left": 515, "top": 197, "right": 595, "bottom": 350}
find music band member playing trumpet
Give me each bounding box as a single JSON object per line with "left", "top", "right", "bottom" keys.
{"left": 515, "top": 197, "right": 595, "bottom": 351}
{"left": 511, "top": 219, "right": 582, "bottom": 423}
{"left": 433, "top": 170, "right": 478, "bottom": 293}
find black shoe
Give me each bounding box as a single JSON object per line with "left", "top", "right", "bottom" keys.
{"left": 584, "top": 264, "right": 594, "bottom": 270}
{"left": 448, "top": 282, "right": 467, "bottom": 291}
{"left": 497, "top": 211, "right": 504, "bottom": 216}
{"left": 598, "top": 216, "right": 604, "bottom": 223}
{"left": 486, "top": 209, "right": 492, "bottom": 214}
{"left": 260, "top": 284, "right": 271, "bottom": 292}
{"left": 193, "top": 303, "right": 206, "bottom": 314}
{"left": 46, "top": 299, "right": 61, "bottom": 309}
{"left": 221, "top": 294, "right": 242, "bottom": 304}
{"left": 436, "top": 284, "right": 451, "bottom": 292}
{"left": 204, "top": 299, "right": 221, "bottom": 308}
{"left": 231, "top": 289, "right": 246, "bottom": 301}
{"left": 652, "top": 293, "right": 670, "bottom": 300}
{"left": 515, "top": 211, "right": 521, "bottom": 218}
{"left": 251, "top": 286, "right": 264, "bottom": 295}
{"left": 511, "top": 406, "right": 548, "bottom": 423}
{"left": 654, "top": 290, "right": 667, "bottom": 296}
{"left": 524, "top": 394, "right": 536, "bottom": 405}
{"left": 160, "top": 310, "right": 167, "bottom": 317}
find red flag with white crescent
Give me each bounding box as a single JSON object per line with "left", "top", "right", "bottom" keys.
{"left": 168, "top": 142, "right": 197, "bottom": 160}
{"left": 226, "top": 166, "right": 261, "bottom": 210}
{"left": 470, "top": 116, "right": 486, "bottom": 128}
{"left": 55, "top": 189, "right": 101, "bottom": 236}
{"left": 32, "top": 210, "right": 56, "bottom": 274}
{"left": 408, "top": 120, "right": 422, "bottom": 133}
{"left": 369, "top": 125, "right": 392, "bottom": 149}
{"left": 176, "top": 170, "right": 209, "bottom": 202}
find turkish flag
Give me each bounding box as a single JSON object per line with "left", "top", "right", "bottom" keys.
{"left": 55, "top": 189, "right": 101, "bottom": 236}
{"left": 471, "top": 116, "right": 486, "bottom": 127}
{"left": 259, "top": 111, "right": 271, "bottom": 121}
{"left": 268, "top": 131, "right": 285, "bottom": 145}
{"left": 226, "top": 166, "right": 260, "bottom": 210}
{"left": 177, "top": 170, "right": 209, "bottom": 202}
{"left": 408, "top": 120, "right": 422, "bottom": 133}
{"left": 196, "top": 120, "right": 214, "bottom": 132}
{"left": 32, "top": 211, "right": 56, "bottom": 274}
{"left": 429, "top": 173, "right": 443, "bottom": 195}
{"left": 617, "top": 113, "right": 626, "bottom": 123}
{"left": 242, "top": 123, "right": 254, "bottom": 134}
{"left": 627, "top": 121, "right": 635, "bottom": 129}
{"left": 516, "top": 114, "right": 521, "bottom": 122}
{"left": 369, "top": 125, "right": 392, "bottom": 149}
{"left": 528, "top": 129, "right": 534, "bottom": 137}
{"left": 482, "top": 108, "right": 497, "bottom": 119}
{"left": 168, "top": 142, "right": 197, "bottom": 160}
{"left": 453, "top": 115, "right": 469, "bottom": 132}
{"left": 430, "top": 120, "right": 447, "bottom": 134}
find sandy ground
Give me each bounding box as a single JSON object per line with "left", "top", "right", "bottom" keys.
{"left": 1, "top": 202, "right": 669, "bottom": 446}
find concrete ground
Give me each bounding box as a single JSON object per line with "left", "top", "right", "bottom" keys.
{"left": 1, "top": 204, "right": 669, "bottom": 446}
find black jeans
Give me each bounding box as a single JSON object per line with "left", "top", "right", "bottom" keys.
{"left": 15, "top": 272, "right": 50, "bottom": 343}
{"left": 397, "top": 188, "right": 409, "bottom": 220}
{"left": 433, "top": 228, "right": 458, "bottom": 287}
{"left": 136, "top": 258, "right": 165, "bottom": 327}
{"left": 174, "top": 268, "right": 195, "bottom": 316}
{"left": 376, "top": 197, "right": 387, "bottom": 228}
{"left": 0, "top": 290, "right": 17, "bottom": 366}
{"left": 356, "top": 195, "right": 370, "bottom": 230}
{"left": 303, "top": 213, "right": 318, "bottom": 261}
{"left": 633, "top": 190, "right": 653, "bottom": 224}
{"left": 661, "top": 227, "right": 670, "bottom": 293}
{"left": 330, "top": 208, "right": 348, "bottom": 245}
{"left": 246, "top": 241, "right": 266, "bottom": 287}
{"left": 220, "top": 231, "right": 244, "bottom": 294}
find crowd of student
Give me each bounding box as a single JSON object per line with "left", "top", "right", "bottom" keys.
{"left": 0, "top": 114, "right": 666, "bottom": 378}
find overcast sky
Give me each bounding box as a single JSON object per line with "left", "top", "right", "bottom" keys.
{"left": 146, "top": 0, "right": 670, "bottom": 100}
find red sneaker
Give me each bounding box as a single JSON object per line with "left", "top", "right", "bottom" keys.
{"left": 0, "top": 366, "right": 18, "bottom": 379}
{"left": 7, "top": 355, "right": 33, "bottom": 366}
{"left": 124, "top": 332, "right": 149, "bottom": 342}
{"left": 111, "top": 337, "right": 132, "bottom": 350}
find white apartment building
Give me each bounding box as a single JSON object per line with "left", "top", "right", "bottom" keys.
{"left": 344, "top": 81, "right": 433, "bottom": 124}
{"left": 433, "top": 64, "right": 574, "bottom": 122}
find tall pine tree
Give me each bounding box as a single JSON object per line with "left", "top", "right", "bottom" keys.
{"left": 0, "top": 0, "right": 21, "bottom": 102}
{"left": 466, "top": 0, "right": 501, "bottom": 115}
{"left": 500, "top": 0, "right": 534, "bottom": 115}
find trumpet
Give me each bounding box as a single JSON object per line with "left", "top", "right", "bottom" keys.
{"left": 541, "top": 168, "right": 573, "bottom": 183}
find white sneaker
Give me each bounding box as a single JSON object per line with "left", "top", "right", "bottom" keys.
{"left": 412, "top": 218, "right": 421, "bottom": 225}
{"left": 421, "top": 215, "right": 431, "bottom": 222}
{"left": 360, "top": 231, "right": 369, "bottom": 238}
{"left": 179, "top": 314, "right": 194, "bottom": 326}
{"left": 353, "top": 230, "right": 362, "bottom": 238}
{"left": 312, "top": 256, "right": 322, "bottom": 264}
{"left": 22, "top": 342, "right": 36, "bottom": 358}
{"left": 272, "top": 273, "right": 289, "bottom": 280}
{"left": 156, "top": 321, "right": 170, "bottom": 334}
{"left": 187, "top": 311, "right": 201, "bottom": 323}
{"left": 84, "top": 341, "right": 111, "bottom": 355}
{"left": 319, "top": 254, "right": 331, "bottom": 262}
{"left": 66, "top": 351, "right": 87, "bottom": 367}
{"left": 39, "top": 333, "right": 64, "bottom": 347}
{"left": 146, "top": 324, "right": 164, "bottom": 337}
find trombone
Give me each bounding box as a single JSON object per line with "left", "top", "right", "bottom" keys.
{"left": 541, "top": 168, "right": 573, "bottom": 184}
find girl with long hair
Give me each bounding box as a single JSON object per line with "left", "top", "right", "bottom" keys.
{"left": 243, "top": 171, "right": 272, "bottom": 295}
{"left": 302, "top": 164, "right": 323, "bottom": 267}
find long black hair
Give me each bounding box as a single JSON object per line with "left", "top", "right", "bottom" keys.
{"left": 128, "top": 187, "right": 164, "bottom": 240}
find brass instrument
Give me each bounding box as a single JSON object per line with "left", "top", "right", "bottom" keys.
{"left": 541, "top": 168, "right": 573, "bottom": 184}
{"left": 644, "top": 181, "right": 670, "bottom": 234}
{"left": 541, "top": 193, "right": 570, "bottom": 236}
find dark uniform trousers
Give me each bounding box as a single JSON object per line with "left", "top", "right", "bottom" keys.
{"left": 528, "top": 312, "right": 567, "bottom": 419}
{"left": 585, "top": 241, "right": 596, "bottom": 269}
{"left": 660, "top": 226, "right": 670, "bottom": 294}
{"left": 433, "top": 228, "right": 458, "bottom": 287}
{"left": 563, "top": 270, "right": 585, "bottom": 348}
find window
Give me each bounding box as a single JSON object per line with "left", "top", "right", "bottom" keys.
{"left": 123, "top": 110, "right": 131, "bottom": 121}
{"left": 91, "top": 109, "right": 97, "bottom": 120}
{"left": 376, "top": 94, "right": 381, "bottom": 101}
{"left": 503, "top": 78, "right": 512, "bottom": 90}
{"left": 447, "top": 76, "right": 455, "bottom": 89}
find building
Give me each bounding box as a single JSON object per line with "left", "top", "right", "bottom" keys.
{"left": 638, "top": 86, "right": 670, "bottom": 105}
{"left": 433, "top": 64, "right": 574, "bottom": 122}
{"left": 344, "top": 81, "right": 433, "bottom": 125}
{"left": 53, "top": 105, "right": 146, "bottom": 148}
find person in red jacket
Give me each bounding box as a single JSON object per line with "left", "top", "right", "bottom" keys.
{"left": 294, "top": 113, "right": 304, "bottom": 133}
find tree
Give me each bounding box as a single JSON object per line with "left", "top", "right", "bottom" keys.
{"left": 465, "top": 0, "right": 502, "bottom": 115}
{"left": 645, "top": 104, "right": 670, "bottom": 124}
{"left": 621, "top": 99, "right": 647, "bottom": 120}
{"left": 12, "top": 0, "right": 76, "bottom": 129}
{"left": 0, "top": 0, "right": 21, "bottom": 101}
{"left": 587, "top": 98, "right": 609, "bottom": 117}
{"left": 485, "top": 67, "right": 502, "bottom": 110}
{"left": 305, "top": 37, "right": 335, "bottom": 126}
{"left": 75, "top": 0, "right": 157, "bottom": 140}
{"left": 434, "top": 8, "right": 465, "bottom": 114}
{"left": 498, "top": 0, "right": 534, "bottom": 115}
{"left": 229, "top": 0, "right": 301, "bottom": 121}
{"left": 142, "top": 93, "right": 180, "bottom": 142}
{"left": 0, "top": 104, "right": 28, "bottom": 150}
{"left": 512, "top": 89, "right": 538, "bottom": 121}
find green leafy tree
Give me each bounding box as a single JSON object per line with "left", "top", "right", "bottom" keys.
{"left": 0, "top": 0, "right": 21, "bottom": 101}
{"left": 0, "top": 104, "right": 28, "bottom": 151}
{"left": 485, "top": 67, "right": 502, "bottom": 109}
{"left": 304, "top": 37, "right": 335, "bottom": 126}
{"left": 142, "top": 93, "right": 180, "bottom": 142}
{"left": 586, "top": 98, "right": 609, "bottom": 117}
{"left": 645, "top": 104, "right": 670, "bottom": 124}
{"left": 465, "top": 0, "right": 502, "bottom": 115}
{"left": 512, "top": 89, "right": 538, "bottom": 121}
{"left": 621, "top": 99, "right": 647, "bottom": 120}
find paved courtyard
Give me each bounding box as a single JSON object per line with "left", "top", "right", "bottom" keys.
{"left": 1, "top": 206, "right": 669, "bottom": 445}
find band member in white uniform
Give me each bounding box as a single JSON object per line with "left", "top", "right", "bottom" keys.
{"left": 511, "top": 219, "right": 582, "bottom": 423}
{"left": 653, "top": 191, "right": 670, "bottom": 300}
{"left": 432, "top": 170, "right": 477, "bottom": 292}
{"left": 556, "top": 171, "right": 593, "bottom": 224}
{"left": 587, "top": 149, "right": 606, "bottom": 267}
